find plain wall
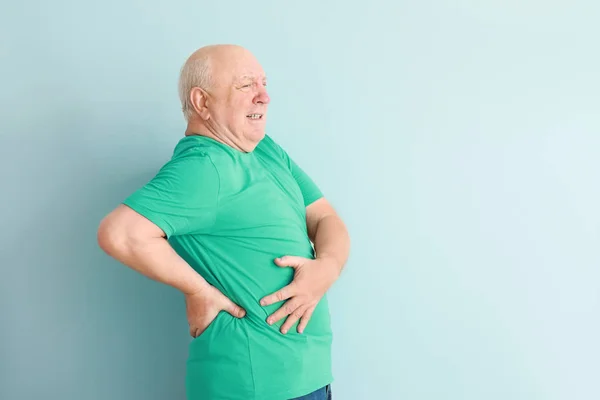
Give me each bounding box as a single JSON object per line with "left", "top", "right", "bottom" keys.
{"left": 1, "top": 1, "right": 599, "bottom": 399}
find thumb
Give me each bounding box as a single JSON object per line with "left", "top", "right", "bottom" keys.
{"left": 274, "top": 255, "right": 305, "bottom": 268}
{"left": 220, "top": 296, "right": 246, "bottom": 318}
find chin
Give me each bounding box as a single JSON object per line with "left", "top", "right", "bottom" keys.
{"left": 247, "top": 130, "right": 266, "bottom": 143}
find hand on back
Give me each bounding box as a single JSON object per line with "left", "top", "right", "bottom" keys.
{"left": 185, "top": 285, "right": 246, "bottom": 338}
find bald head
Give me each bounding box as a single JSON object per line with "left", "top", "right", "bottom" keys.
{"left": 179, "top": 45, "right": 262, "bottom": 120}
{"left": 178, "top": 44, "right": 270, "bottom": 151}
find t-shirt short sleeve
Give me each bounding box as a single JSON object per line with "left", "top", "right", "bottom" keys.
{"left": 288, "top": 157, "right": 323, "bottom": 207}
{"left": 261, "top": 135, "right": 324, "bottom": 207}
{"left": 122, "top": 150, "right": 220, "bottom": 238}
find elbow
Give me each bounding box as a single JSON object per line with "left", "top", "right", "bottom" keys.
{"left": 97, "top": 214, "right": 127, "bottom": 257}
{"left": 97, "top": 205, "right": 164, "bottom": 259}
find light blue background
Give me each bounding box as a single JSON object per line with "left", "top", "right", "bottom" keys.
{"left": 1, "top": 1, "right": 599, "bottom": 399}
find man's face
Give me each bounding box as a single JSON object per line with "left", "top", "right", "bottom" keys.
{"left": 206, "top": 52, "right": 270, "bottom": 146}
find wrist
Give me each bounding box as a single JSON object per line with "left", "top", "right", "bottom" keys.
{"left": 316, "top": 254, "right": 343, "bottom": 278}
{"left": 181, "top": 276, "right": 210, "bottom": 296}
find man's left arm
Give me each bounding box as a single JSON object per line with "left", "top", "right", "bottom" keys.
{"left": 258, "top": 142, "right": 351, "bottom": 333}
{"left": 260, "top": 195, "right": 350, "bottom": 335}
{"left": 305, "top": 197, "right": 351, "bottom": 278}
{"left": 260, "top": 197, "right": 350, "bottom": 334}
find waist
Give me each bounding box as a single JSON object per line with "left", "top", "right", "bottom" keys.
{"left": 187, "top": 307, "right": 333, "bottom": 398}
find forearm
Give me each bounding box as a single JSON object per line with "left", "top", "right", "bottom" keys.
{"left": 312, "top": 215, "right": 350, "bottom": 275}
{"left": 99, "top": 233, "right": 209, "bottom": 295}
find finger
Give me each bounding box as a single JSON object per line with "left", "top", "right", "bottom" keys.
{"left": 297, "top": 305, "right": 316, "bottom": 334}
{"left": 267, "top": 298, "right": 303, "bottom": 326}
{"left": 274, "top": 255, "right": 306, "bottom": 268}
{"left": 260, "top": 283, "right": 296, "bottom": 307}
{"left": 220, "top": 296, "right": 246, "bottom": 318}
{"left": 280, "top": 305, "right": 309, "bottom": 335}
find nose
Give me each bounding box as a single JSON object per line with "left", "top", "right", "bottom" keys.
{"left": 254, "top": 85, "right": 270, "bottom": 105}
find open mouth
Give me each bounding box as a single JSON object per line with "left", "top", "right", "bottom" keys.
{"left": 246, "top": 113, "right": 264, "bottom": 120}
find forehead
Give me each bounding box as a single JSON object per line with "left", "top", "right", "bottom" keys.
{"left": 230, "top": 59, "right": 267, "bottom": 83}
{"left": 213, "top": 53, "right": 266, "bottom": 85}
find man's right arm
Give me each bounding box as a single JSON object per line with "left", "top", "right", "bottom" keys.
{"left": 97, "top": 204, "right": 210, "bottom": 296}
{"left": 98, "top": 151, "right": 246, "bottom": 337}
{"left": 97, "top": 204, "right": 246, "bottom": 337}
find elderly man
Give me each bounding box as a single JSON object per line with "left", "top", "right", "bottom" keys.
{"left": 97, "top": 44, "right": 350, "bottom": 400}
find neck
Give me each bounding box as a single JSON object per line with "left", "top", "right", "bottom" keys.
{"left": 185, "top": 120, "right": 257, "bottom": 153}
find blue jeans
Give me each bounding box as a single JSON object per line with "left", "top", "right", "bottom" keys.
{"left": 290, "top": 384, "right": 332, "bottom": 400}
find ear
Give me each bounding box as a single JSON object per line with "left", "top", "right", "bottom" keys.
{"left": 190, "top": 87, "right": 210, "bottom": 120}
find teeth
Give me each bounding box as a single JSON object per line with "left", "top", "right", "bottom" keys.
{"left": 248, "top": 114, "right": 261, "bottom": 119}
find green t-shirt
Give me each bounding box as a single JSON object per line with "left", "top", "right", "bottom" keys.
{"left": 123, "top": 134, "right": 333, "bottom": 400}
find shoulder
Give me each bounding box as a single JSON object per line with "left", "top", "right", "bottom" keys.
{"left": 167, "top": 137, "right": 223, "bottom": 171}
{"left": 163, "top": 148, "right": 218, "bottom": 175}
{"left": 149, "top": 146, "right": 221, "bottom": 194}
